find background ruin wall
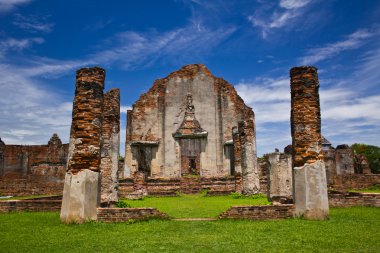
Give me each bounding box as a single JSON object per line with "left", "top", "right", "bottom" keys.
{"left": 0, "top": 135, "right": 68, "bottom": 196}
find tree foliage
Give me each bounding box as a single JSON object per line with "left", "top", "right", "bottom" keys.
{"left": 351, "top": 143, "right": 380, "bottom": 174}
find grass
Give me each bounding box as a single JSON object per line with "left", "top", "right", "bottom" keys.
{"left": 0, "top": 207, "right": 379, "bottom": 252}
{"left": 0, "top": 194, "right": 58, "bottom": 201}
{"left": 120, "top": 193, "right": 271, "bottom": 218}
{"left": 349, "top": 185, "right": 380, "bottom": 193}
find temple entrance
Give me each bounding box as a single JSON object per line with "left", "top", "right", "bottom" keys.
{"left": 137, "top": 147, "right": 151, "bottom": 176}
{"left": 225, "top": 145, "right": 235, "bottom": 175}
{"left": 180, "top": 138, "right": 201, "bottom": 176}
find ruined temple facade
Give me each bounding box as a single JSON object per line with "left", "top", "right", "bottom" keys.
{"left": 124, "top": 64, "right": 257, "bottom": 183}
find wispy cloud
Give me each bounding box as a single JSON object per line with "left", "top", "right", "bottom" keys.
{"left": 13, "top": 13, "right": 55, "bottom": 33}
{"left": 0, "top": 64, "right": 72, "bottom": 144}
{"left": 0, "top": 0, "right": 31, "bottom": 13}
{"left": 299, "top": 28, "right": 379, "bottom": 65}
{"left": 248, "top": 0, "right": 315, "bottom": 38}
{"left": 92, "top": 23, "right": 236, "bottom": 70}
{"left": 0, "top": 37, "right": 44, "bottom": 57}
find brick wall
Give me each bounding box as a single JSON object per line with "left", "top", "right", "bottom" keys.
{"left": 219, "top": 205, "right": 295, "bottom": 220}
{"left": 97, "top": 208, "right": 169, "bottom": 222}
{"left": 0, "top": 177, "right": 64, "bottom": 196}
{"left": 0, "top": 135, "right": 68, "bottom": 179}
{"left": 328, "top": 192, "right": 380, "bottom": 207}
{"left": 0, "top": 199, "right": 61, "bottom": 213}
{"left": 331, "top": 174, "right": 380, "bottom": 190}
{"left": 118, "top": 176, "right": 244, "bottom": 197}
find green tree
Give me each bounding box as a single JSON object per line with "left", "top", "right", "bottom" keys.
{"left": 351, "top": 143, "right": 380, "bottom": 174}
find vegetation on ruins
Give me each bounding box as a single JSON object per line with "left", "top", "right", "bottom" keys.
{"left": 0, "top": 207, "right": 379, "bottom": 252}
{"left": 351, "top": 143, "right": 380, "bottom": 174}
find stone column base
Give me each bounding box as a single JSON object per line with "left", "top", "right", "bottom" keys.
{"left": 294, "top": 160, "right": 329, "bottom": 220}
{"left": 60, "top": 170, "right": 100, "bottom": 223}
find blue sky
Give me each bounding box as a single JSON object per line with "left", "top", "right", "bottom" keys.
{"left": 0, "top": 0, "right": 379, "bottom": 156}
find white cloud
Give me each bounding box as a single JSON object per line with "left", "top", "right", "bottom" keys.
{"left": 92, "top": 23, "right": 236, "bottom": 70}
{"left": 0, "top": 0, "right": 31, "bottom": 13}
{"left": 299, "top": 28, "right": 378, "bottom": 65}
{"left": 4, "top": 21, "right": 235, "bottom": 79}
{"left": 0, "top": 64, "right": 72, "bottom": 145}
{"left": 120, "top": 105, "right": 132, "bottom": 114}
{"left": 13, "top": 13, "right": 55, "bottom": 33}
{"left": 0, "top": 37, "right": 44, "bottom": 57}
{"left": 279, "top": 0, "right": 311, "bottom": 9}
{"left": 248, "top": 0, "right": 314, "bottom": 38}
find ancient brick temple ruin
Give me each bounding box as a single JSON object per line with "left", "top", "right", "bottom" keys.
{"left": 1, "top": 63, "right": 379, "bottom": 221}
{"left": 290, "top": 66, "right": 329, "bottom": 220}
{"left": 123, "top": 64, "right": 260, "bottom": 195}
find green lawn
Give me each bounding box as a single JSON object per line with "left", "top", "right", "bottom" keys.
{"left": 0, "top": 194, "right": 58, "bottom": 201}
{"left": 349, "top": 185, "right": 380, "bottom": 193}
{"left": 121, "top": 193, "right": 271, "bottom": 218}
{"left": 0, "top": 207, "right": 379, "bottom": 252}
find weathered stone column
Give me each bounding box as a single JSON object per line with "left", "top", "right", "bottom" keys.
{"left": 238, "top": 120, "right": 260, "bottom": 194}
{"left": 267, "top": 152, "right": 292, "bottom": 201}
{"left": 100, "top": 89, "right": 120, "bottom": 203}
{"left": 61, "top": 67, "right": 105, "bottom": 223}
{"left": 335, "top": 144, "right": 355, "bottom": 175}
{"left": 290, "top": 66, "right": 329, "bottom": 220}
{"left": 232, "top": 126, "right": 242, "bottom": 175}
{"left": 123, "top": 109, "right": 133, "bottom": 177}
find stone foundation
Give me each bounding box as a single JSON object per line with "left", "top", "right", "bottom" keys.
{"left": 0, "top": 199, "right": 62, "bottom": 213}
{"left": 328, "top": 192, "right": 380, "bottom": 207}
{"left": 118, "top": 176, "right": 245, "bottom": 197}
{"left": 219, "top": 205, "right": 295, "bottom": 220}
{"left": 97, "top": 208, "right": 169, "bottom": 222}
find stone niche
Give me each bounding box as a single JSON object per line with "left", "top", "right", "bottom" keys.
{"left": 124, "top": 64, "right": 256, "bottom": 180}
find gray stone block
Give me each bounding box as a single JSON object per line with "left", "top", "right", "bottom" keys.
{"left": 60, "top": 169, "right": 100, "bottom": 223}
{"left": 294, "top": 160, "right": 329, "bottom": 220}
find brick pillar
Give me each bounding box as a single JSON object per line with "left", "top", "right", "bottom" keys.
{"left": 101, "top": 89, "right": 120, "bottom": 203}
{"left": 61, "top": 67, "right": 105, "bottom": 223}
{"left": 290, "top": 66, "right": 329, "bottom": 220}
{"left": 232, "top": 126, "right": 242, "bottom": 174}
{"left": 238, "top": 119, "right": 260, "bottom": 195}
{"left": 123, "top": 109, "right": 133, "bottom": 177}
